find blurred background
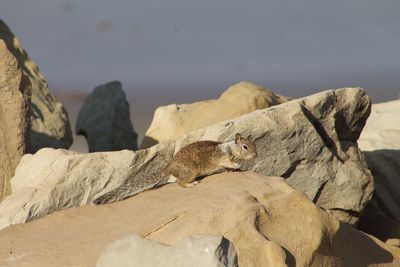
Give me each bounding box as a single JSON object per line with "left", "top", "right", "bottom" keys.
{"left": 1, "top": 0, "right": 399, "bottom": 150}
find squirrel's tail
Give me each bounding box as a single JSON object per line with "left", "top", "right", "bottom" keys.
{"left": 93, "top": 167, "right": 172, "bottom": 205}
{"left": 92, "top": 181, "right": 156, "bottom": 205}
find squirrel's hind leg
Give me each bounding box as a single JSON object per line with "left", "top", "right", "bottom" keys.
{"left": 171, "top": 167, "right": 198, "bottom": 188}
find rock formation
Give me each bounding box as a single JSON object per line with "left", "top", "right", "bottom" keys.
{"left": 0, "top": 40, "right": 31, "bottom": 201}
{"left": 0, "top": 88, "right": 373, "bottom": 227}
{"left": 140, "top": 81, "right": 291, "bottom": 148}
{"left": 0, "top": 143, "right": 174, "bottom": 230}
{"left": 76, "top": 81, "right": 138, "bottom": 152}
{"left": 0, "top": 172, "right": 397, "bottom": 267}
{"left": 0, "top": 19, "right": 72, "bottom": 154}
{"left": 98, "top": 87, "right": 373, "bottom": 224}
{"left": 358, "top": 100, "right": 400, "bottom": 242}
{"left": 97, "top": 234, "right": 238, "bottom": 267}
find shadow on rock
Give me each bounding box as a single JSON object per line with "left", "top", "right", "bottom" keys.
{"left": 357, "top": 149, "right": 400, "bottom": 242}
{"left": 318, "top": 222, "right": 395, "bottom": 266}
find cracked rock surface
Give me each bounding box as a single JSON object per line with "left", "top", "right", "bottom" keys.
{"left": 0, "top": 88, "right": 373, "bottom": 228}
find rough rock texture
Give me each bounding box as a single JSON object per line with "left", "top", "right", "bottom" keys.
{"left": 140, "top": 81, "right": 291, "bottom": 148}
{"left": 76, "top": 81, "right": 138, "bottom": 152}
{"left": 0, "top": 19, "right": 72, "bottom": 153}
{"left": 357, "top": 100, "right": 400, "bottom": 241}
{"left": 97, "top": 234, "right": 238, "bottom": 267}
{"left": 0, "top": 88, "right": 373, "bottom": 227}
{"left": 0, "top": 40, "right": 31, "bottom": 201}
{"left": 0, "top": 173, "right": 398, "bottom": 267}
{"left": 99, "top": 87, "right": 373, "bottom": 224}
{"left": 0, "top": 144, "right": 174, "bottom": 230}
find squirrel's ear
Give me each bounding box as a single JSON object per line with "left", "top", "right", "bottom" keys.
{"left": 235, "top": 133, "right": 241, "bottom": 143}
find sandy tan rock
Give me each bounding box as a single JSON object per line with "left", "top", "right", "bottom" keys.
{"left": 0, "top": 172, "right": 398, "bottom": 267}
{"left": 0, "top": 19, "right": 72, "bottom": 153}
{"left": 0, "top": 88, "right": 373, "bottom": 227}
{"left": 358, "top": 100, "right": 400, "bottom": 241}
{"left": 96, "top": 234, "right": 238, "bottom": 267}
{"left": 76, "top": 81, "right": 138, "bottom": 152}
{"left": 0, "top": 40, "right": 31, "bottom": 201}
{"left": 140, "top": 81, "right": 291, "bottom": 148}
{"left": 358, "top": 100, "right": 400, "bottom": 151}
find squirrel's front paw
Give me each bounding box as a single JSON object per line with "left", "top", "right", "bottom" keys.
{"left": 233, "top": 163, "right": 241, "bottom": 169}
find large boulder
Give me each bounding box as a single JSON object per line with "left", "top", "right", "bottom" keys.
{"left": 0, "top": 40, "right": 31, "bottom": 201}
{"left": 357, "top": 100, "right": 400, "bottom": 241}
{"left": 96, "top": 234, "right": 238, "bottom": 267}
{"left": 140, "top": 81, "right": 291, "bottom": 148}
{"left": 0, "top": 88, "right": 373, "bottom": 227}
{"left": 0, "top": 19, "right": 72, "bottom": 153}
{"left": 0, "top": 144, "right": 174, "bottom": 230}
{"left": 0, "top": 173, "right": 398, "bottom": 267}
{"left": 99, "top": 87, "right": 373, "bottom": 224}
{"left": 76, "top": 81, "right": 138, "bottom": 152}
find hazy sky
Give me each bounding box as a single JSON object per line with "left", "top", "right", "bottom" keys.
{"left": 1, "top": 0, "right": 399, "bottom": 102}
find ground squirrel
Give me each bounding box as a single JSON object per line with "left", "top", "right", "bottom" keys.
{"left": 93, "top": 133, "right": 256, "bottom": 204}
{"left": 162, "top": 133, "right": 257, "bottom": 187}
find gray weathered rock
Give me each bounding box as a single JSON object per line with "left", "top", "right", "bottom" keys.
{"left": 141, "top": 81, "right": 290, "bottom": 148}
{"left": 0, "top": 88, "right": 373, "bottom": 228}
{"left": 0, "top": 40, "right": 31, "bottom": 201}
{"left": 0, "top": 19, "right": 73, "bottom": 154}
{"left": 96, "top": 234, "right": 238, "bottom": 267}
{"left": 76, "top": 81, "right": 138, "bottom": 152}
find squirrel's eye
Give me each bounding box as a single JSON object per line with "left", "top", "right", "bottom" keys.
{"left": 243, "top": 144, "right": 248, "bottom": 150}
